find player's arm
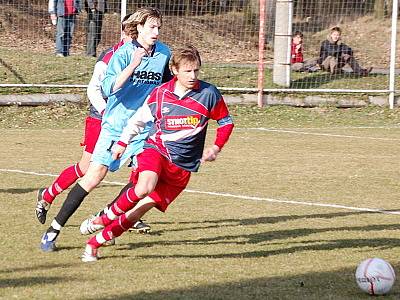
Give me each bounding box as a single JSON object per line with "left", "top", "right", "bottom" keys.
{"left": 201, "top": 98, "right": 234, "bottom": 162}
{"left": 111, "top": 101, "right": 154, "bottom": 160}
{"left": 48, "top": 0, "right": 57, "bottom": 24}
{"left": 161, "top": 59, "right": 173, "bottom": 83}
{"left": 112, "top": 48, "right": 147, "bottom": 93}
{"left": 87, "top": 60, "right": 107, "bottom": 115}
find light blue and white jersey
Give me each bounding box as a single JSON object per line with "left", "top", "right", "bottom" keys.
{"left": 101, "top": 40, "right": 171, "bottom": 136}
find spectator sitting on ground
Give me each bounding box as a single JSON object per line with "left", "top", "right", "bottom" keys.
{"left": 291, "top": 30, "right": 320, "bottom": 72}
{"left": 317, "top": 26, "right": 372, "bottom": 76}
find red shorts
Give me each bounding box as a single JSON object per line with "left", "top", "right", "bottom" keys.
{"left": 129, "top": 148, "right": 191, "bottom": 212}
{"left": 80, "top": 116, "right": 102, "bottom": 154}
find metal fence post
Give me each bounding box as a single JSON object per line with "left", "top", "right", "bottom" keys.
{"left": 389, "top": 0, "right": 398, "bottom": 109}
{"left": 258, "top": 0, "right": 266, "bottom": 107}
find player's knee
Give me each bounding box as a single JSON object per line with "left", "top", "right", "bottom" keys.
{"left": 80, "top": 165, "right": 107, "bottom": 191}
{"left": 134, "top": 183, "right": 155, "bottom": 199}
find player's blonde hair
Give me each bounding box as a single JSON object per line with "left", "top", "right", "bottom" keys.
{"left": 123, "top": 7, "right": 162, "bottom": 39}
{"left": 170, "top": 45, "right": 202, "bottom": 70}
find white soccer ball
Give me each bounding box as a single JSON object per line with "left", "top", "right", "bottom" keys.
{"left": 355, "top": 258, "right": 396, "bottom": 295}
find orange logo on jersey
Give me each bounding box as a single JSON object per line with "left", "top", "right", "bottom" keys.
{"left": 165, "top": 115, "right": 201, "bottom": 130}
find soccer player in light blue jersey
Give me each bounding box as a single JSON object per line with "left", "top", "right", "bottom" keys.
{"left": 40, "top": 7, "right": 172, "bottom": 252}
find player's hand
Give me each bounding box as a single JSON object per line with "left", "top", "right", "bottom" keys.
{"left": 342, "top": 54, "right": 351, "bottom": 61}
{"left": 201, "top": 145, "right": 220, "bottom": 163}
{"left": 111, "top": 143, "right": 126, "bottom": 160}
{"left": 50, "top": 14, "right": 57, "bottom": 25}
{"left": 131, "top": 48, "right": 147, "bottom": 68}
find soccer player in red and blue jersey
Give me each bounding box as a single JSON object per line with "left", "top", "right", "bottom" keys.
{"left": 80, "top": 45, "right": 234, "bottom": 262}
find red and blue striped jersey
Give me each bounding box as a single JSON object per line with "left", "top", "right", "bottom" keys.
{"left": 120, "top": 77, "right": 234, "bottom": 172}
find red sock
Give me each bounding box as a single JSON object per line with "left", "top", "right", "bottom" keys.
{"left": 87, "top": 236, "right": 102, "bottom": 249}
{"left": 110, "top": 187, "right": 140, "bottom": 217}
{"left": 100, "top": 214, "right": 113, "bottom": 226}
{"left": 87, "top": 214, "right": 133, "bottom": 249}
{"left": 43, "top": 163, "right": 83, "bottom": 204}
{"left": 103, "top": 214, "right": 133, "bottom": 239}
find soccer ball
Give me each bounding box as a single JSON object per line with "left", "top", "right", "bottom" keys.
{"left": 355, "top": 258, "right": 396, "bottom": 295}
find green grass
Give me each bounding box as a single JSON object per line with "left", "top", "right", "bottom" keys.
{"left": 1, "top": 105, "right": 400, "bottom": 299}
{"left": 1, "top": 46, "right": 397, "bottom": 93}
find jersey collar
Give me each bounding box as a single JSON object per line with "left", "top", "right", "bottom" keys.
{"left": 132, "top": 40, "right": 156, "bottom": 57}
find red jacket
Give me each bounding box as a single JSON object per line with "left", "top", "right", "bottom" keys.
{"left": 291, "top": 42, "right": 304, "bottom": 64}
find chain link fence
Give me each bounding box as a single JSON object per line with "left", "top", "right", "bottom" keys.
{"left": 0, "top": 0, "right": 398, "bottom": 105}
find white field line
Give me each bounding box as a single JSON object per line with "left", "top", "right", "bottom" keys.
{"left": 1, "top": 168, "right": 400, "bottom": 216}
{"left": 239, "top": 127, "right": 400, "bottom": 141}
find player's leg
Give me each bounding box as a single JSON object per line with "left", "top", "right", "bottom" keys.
{"left": 35, "top": 116, "right": 101, "bottom": 224}
{"left": 39, "top": 129, "right": 128, "bottom": 252}
{"left": 81, "top": 137, "right": 152, "bottom": 234}
{"left": 80, "top": 179, "right": 152, "bottom": 234}
{"left": 80, "top": 150, "right": 160, "bottom": 236}
{"left": 40, "top": 162, "right": 108, "bottom": 252}
{"left": 35, "top": 161, "right": 84, "bottom": 224}
{"left": 82, "top": 197, "right": 156, "bottom": 262}
{"left": 92, "top": 170, "right": 158, "bottom": 228}
{"left": 82, "top": 159, "right": 191, "bottom": 262}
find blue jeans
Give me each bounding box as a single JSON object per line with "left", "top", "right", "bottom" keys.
{"left": 55, "top": 15, "right": 76, "bottom": 56}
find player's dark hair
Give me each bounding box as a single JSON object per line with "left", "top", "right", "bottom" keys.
{"left": 293, "top": 30, "right": 303, "bottom": 38}
{"left": 330, "top": 26, "right": 341, "bottom": 34}
{"left": 123, "top": 7, "right": 162, "bottom": 39}
{"left": 170, "top": 45, "right": 202, "bottom": 70}
{"left": 121, "top": 13, "right": 133, "bottom": 31}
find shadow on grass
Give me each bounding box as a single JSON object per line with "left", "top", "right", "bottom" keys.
{"left": 0, "top": 188, "right": 37, "bottom": 194}
{"left": 154, "top": 210, "right": 400, "bottom": 232}
{"left": 85, "top": 266, "right": 400, "bottom": 300}
{"left": 0, "top": 263, "right": 78, "bottom": 274}
{"left": 0, "top": 276, "right": 76, "bottom": 288}
{"left": 127, "top": 236, "right": 400, "bottom": 260}
{"left": 118, "top": 211, "right": 400, "bottom": 259}
{"left": 0, "top": 57, "right": 26, "bottom": 84}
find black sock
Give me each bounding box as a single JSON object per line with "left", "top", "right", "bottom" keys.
{"left": 54, "top": 184, "right": 89, "bottom": 226}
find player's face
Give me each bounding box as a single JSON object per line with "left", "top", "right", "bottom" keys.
{"left": 137, "top": 17, "right": 161, "bottom": 48}
{"left": 331, "top": 31, "right": 340, "bottom": 42}
{"left": 173, "top": 60, "right": 200, "bottom": 91}
{"left": 293, "top": 35, "right": 302, "bottom": 45}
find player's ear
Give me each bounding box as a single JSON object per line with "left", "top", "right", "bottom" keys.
{"left": 137, "top": 23, "right": 143, "bottom": 35}
{"left": 171, "top": 65, "right": 178, "bottom": 75}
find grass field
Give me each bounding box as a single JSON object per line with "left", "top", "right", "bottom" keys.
{"left": 1, "top": 104, "right": 400, "bottom": 299}
{"left": 1, "top": 46, "right": 399, "bottom": 94}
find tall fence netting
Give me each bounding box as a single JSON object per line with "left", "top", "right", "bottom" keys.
{"left": 0, "top": 0, "right": 398, "bottom": 94}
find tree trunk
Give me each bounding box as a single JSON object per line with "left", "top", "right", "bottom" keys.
{"left": 295, "top": 0, "right": 304, "bottom": 19}
{"left": 374, "top": 0, "right": 385, "bottom": 18}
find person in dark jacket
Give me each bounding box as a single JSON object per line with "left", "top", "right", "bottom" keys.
{"left": 318, "top": 26, "right": 372, "bottom": 76}
{"left": 85, "top": 0, "right": 106, "bottom": 57}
